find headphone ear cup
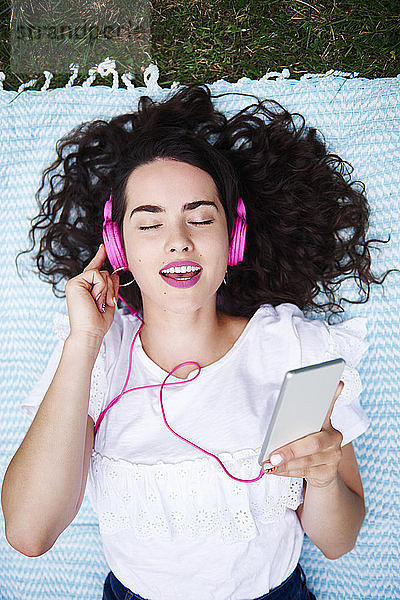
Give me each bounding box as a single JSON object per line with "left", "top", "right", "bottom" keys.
{"left": 228, "top": 197, "right": 247, "bottom": 266}
{"left": 103, "top": 192, "right": 129, "bottom": 272}
{"left": 228, "top": 218, "right": 246, "bottom": 265}
{"left": 103, "top": 220, "right": 128, "bottom": 272}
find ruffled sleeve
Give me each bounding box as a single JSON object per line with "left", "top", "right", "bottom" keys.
{"left": 292, "top": 313, "right": 371, "bottom": 447}
{"left": 20, "top": 311, "right": 108, "bottom": 426}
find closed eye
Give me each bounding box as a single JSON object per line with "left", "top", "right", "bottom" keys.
{"left": 139, "top": 220, "right": 214, "bottom": 231}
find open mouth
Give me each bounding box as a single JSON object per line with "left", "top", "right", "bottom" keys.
{"left": 160, "top": 266, "right": 201, "bottom": 280}
{"left": 159, "top": 266, "right": 202, "bottom": 288}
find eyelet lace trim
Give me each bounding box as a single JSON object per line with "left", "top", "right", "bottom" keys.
{"left": 87, "top": 448, "right": 304, "bottom": 542}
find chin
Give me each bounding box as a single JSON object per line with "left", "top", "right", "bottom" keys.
{"left": 140, "top": 278, "right": 223, "bottom": 316}
{"left": 150, "top": 290, "right": 219, "bottom": 316}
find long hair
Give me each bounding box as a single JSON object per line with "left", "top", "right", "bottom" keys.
{"left": 16, "top": 83, "right": 397, "bottom": 323}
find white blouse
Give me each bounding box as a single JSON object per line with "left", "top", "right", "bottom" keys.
{"left": 21, "top": 302, "right": 370, "bottom": 600}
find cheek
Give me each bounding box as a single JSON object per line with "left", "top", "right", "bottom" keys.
{"left": 214, "top": 226, "right": 230, "bottom": 261}
{"left": 123, "top": 237, "right": 154, "bottom": 274}
{"left": 195, "top": 232, "right": 228, "bottom": 264}
{"left": 204, "top": 227, "right": 229, "bottom": 266}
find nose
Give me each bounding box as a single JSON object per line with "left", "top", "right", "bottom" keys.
{"left": 165, "top": 222, "right": 194, "bottom": 254}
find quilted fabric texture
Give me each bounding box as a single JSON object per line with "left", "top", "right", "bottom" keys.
{"left": 0, "top": 61, "right": 399, "bottom": 599}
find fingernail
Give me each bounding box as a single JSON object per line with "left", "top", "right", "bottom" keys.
{"left": 113, "top": 297, "right": 117, "bottom": 306}
{"left": 270, "top": 454, "right": 283, "bottom": 466}
{"left": 262, "top": 462, "right": 273, "bottom": 471}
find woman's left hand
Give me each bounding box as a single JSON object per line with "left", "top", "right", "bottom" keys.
{"left": 261, "top": 381, "right": 345, "bottom": 488}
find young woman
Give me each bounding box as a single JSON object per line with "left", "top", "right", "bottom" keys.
{"left": 2, "top": 83, "right": 394, "bottom": 600}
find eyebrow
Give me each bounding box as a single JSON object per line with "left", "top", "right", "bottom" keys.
{"left": 129, "top": 200, "right": 219, "bottom": 219}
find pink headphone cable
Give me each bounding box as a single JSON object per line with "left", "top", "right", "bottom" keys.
{"left": 94, "top": 293, "right": 266, "bottom": 483}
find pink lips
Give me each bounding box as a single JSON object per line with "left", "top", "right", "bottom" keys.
{"left": 160, "top": 260, "right": 202, "bottom": 289}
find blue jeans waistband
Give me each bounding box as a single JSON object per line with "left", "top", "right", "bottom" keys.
{"left": 103, "top": 563, "right": 316, "bottom": 600}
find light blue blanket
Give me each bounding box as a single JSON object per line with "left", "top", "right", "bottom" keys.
{"left": 1, "top": 60, "right": 399, "bottom": 600}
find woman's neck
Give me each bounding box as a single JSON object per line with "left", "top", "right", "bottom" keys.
{"left": 138, "top": 302, "right": 247, "bottom": 379}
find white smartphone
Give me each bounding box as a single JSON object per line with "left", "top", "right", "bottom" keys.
{"left": 258, "top": 358, "right": 345, "bottom": 466}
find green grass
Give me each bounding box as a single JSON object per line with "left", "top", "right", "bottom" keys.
{"left": 0, "top": 0, "right": 399, "bottom": 91}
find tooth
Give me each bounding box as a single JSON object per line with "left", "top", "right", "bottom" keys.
{"left": 160, "top": 265, "right": 201, "bottom": 275}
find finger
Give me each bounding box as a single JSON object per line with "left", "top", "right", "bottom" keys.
{"left": 82, "top": 268, "right": 107, "bottom": 309}
{"left": 110, "top": 272, "right": 120, "bottom": 301}
{"left": 266, "top": 460, "right": 338, "bottom": 485}
{"left": 83, "top": 243, "right": 107, "bottom": 273}
{"left": 286, "top": 451, "right": 328, "bottom": 473}
{"left": 272, "top": 445, "right": 342, "bottom": 473}
{"left": 263, "top": 428, "right": 342, "bottom": 471}
{"left": 263, "top": 451, "right": 324, "bottom": 476}
{"left": 105, "top": 271, "right": 117, "bottom": 308}
{"left": 323, "top": 380, "right": 344, "bottom": 428}
{"left": 335, "top": 380, "right": 345, "bottom": 399}
{"left": 94, "top": 271, "right": 115, "bottom": 312}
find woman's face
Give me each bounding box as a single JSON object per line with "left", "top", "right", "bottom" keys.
{"left": 122, "top": 158, "right": 230, "bottom": 315}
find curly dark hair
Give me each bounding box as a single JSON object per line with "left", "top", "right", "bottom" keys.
{"left": 16, "top": 83, "right": 397, "bottom": 324}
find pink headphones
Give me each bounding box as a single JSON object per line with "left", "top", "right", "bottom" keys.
{"left": 102, "top": 187, "right": 247, "bottom": 278}
{"left": 97, "top": 187, "right": 266, "bottom": 483}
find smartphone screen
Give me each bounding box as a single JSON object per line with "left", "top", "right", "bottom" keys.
{"left": 258, "top": 358, "right": 345, "bottom": 466}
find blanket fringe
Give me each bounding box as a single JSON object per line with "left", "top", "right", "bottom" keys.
{"left": 0, "top": 57, "right": 399, "bottom": 94}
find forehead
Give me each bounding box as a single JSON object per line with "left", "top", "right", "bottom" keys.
{"left": 124, "top": 158, "right": 221, "bottom": 209}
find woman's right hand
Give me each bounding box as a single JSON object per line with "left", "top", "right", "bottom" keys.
{"left": 65, "top": 244, "right": 120, "bottom": 346}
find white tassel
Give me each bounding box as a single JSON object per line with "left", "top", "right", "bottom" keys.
{"left": 96, "top": 57, "right": 119, "bottom": 89}
{"left": 300, "top": 69, "right": 360, "bottom": 80}
{"left": 17, "top": 77, "right": 38, "bottom": 94}
{"left": 40, "top": 71, "right": 53, "bottom": 91}
{"left": 65, "top": 63, "right": 80, "bottom": 88}
{"left": 82, "top": 57, "right": 119, "bottom": 89}
{"left": 121, "top": 72, "right": 136, "bottom": 90}
{"left": 142, "top": 63, "right": 163, "bottom": 97}
{"left": 260, "top": 68, "right": 291, "bottom": 81}
{"left": 0, "top": 60, "right": 398, "bottom": 95}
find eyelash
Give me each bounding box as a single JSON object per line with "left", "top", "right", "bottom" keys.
{"left": 139, "top": 220, "right": 214, "bottom": 231}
